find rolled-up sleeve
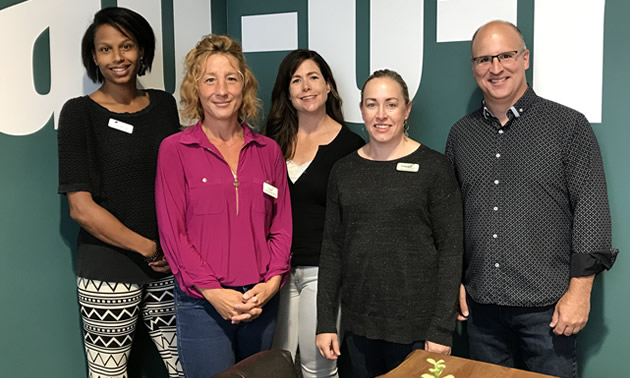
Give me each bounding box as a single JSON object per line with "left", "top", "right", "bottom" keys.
{"left": 565, "top": 115, "right": 618, "bottom": 277}
{"left": 155, "top": 138, "right": 220, "bottom": 297}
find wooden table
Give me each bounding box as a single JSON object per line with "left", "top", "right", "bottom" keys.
{"left": 378, "top": 349, "right": 557, "bottom": 378}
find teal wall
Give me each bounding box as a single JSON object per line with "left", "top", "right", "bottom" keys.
{"left": 0, "top": 1, "right": 627, "bottom": 377}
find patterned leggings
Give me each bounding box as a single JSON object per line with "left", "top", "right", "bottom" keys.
{"left": 77, "top": 276, "right": 183, "bottom": 378}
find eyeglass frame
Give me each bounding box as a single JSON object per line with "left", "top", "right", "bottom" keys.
{"left": 471, "top": 50, "right": 525, "bottom": 66}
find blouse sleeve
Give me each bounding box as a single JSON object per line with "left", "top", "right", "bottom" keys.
{"left": 263, "top": 143, "right": 292, "bottom": 282}
{"left": 155, "top": 137, "right": 221, "bottom": 297}
{"left": 57, "top": 98, "right": 93, "bottom": 194}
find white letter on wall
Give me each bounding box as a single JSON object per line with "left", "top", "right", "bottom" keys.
{"left": 436, "top": 0, "right": 517, "bottom": 43}
{"left": 533, "top": 0, "right": 605, "bottom": 123}
{"left": 0, "top": 0, "right": 100, "bottom": 136}
{"left": 0, "top": 0, "right": 212, "bottom": 135}
{"left": 308, "top": 0, "right": 423, "bottom": 123}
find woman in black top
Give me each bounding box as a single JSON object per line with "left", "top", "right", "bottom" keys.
{"left": 266, "top": 49, "right": 364, "bottom": 377}
{"left": 315, "top": 70, "right": 463, "bottom": 378}
{"left": 57, "top": 7, "right": 182, "bottom": 377}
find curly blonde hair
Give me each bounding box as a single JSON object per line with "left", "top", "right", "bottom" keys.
{"left": 180, "top": 34, "right": 261, "bottom": 126}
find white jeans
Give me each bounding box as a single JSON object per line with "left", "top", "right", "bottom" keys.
{"left": 272, "top": 266, "right": 339, "bottom": 378}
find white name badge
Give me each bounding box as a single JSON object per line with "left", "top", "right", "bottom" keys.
{"left": 263, "top": 182, "right": 278, "bottom": 199}
{"left": 396, "top": 162, "right": 419, "bottom": 172}
{"left": 108, "top": 118, "right": 134, "bottom": 134}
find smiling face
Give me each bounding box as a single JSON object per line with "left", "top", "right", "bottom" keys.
{"left": 360, "top": 77, "right": 412, "bottom": 146}
{"left": 92, "top": 24, "right": 141, "bottom": 85}
{"left": 289, "top": 59, "right": 331, "bottom": 116}
{"left": 197, "top": 53, "right": 244, "bottom": 124}
{"left": 471, "top": 22, "right": 530, "bottom": 108}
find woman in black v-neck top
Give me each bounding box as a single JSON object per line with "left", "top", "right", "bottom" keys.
{"left": 266, "top": 49, "right": 364, "bottom": 378}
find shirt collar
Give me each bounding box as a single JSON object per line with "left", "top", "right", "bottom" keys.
{"left": 481, "top": 85, "right": 538, "bottom": 122}
{"left": 179, "top": 120, "right": 266, "bottom": 148}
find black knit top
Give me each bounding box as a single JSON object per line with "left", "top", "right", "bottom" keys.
{"left": 317, "top": 145, "right": 464, "bottom": 346}
{"left": 288, "top": 126, "right": 364, "bottom": 266}
{"left": 57, "top": 89, "right": 180, "bottom": 284}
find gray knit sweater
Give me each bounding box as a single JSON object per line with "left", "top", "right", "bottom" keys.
{"left": 316, "top": 145, "right": 463, "bottom": 346}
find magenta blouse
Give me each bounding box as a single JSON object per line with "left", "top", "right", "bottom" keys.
{"left": 155, "top": 121, "right": 292, "bottom": 298}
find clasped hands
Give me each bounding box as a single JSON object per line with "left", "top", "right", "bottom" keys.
{"left": 199, "top": 276, "right": 281, "bottom": 324}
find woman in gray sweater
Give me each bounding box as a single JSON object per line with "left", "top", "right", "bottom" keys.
{"left": 315, "top": 69, "right": 463, "bottom": 377}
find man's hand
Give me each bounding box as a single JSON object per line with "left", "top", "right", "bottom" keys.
{"left": 457, "top": 284, "right": 469, "bottom": 321}
{"left": 425, "top": 340, "right": 451, "bottom": 355}
{"left": 316, "top": 333, "right": 340, "bottom": 360}
{"left": 550, "top": 275, "right": 595, "bottom": 336}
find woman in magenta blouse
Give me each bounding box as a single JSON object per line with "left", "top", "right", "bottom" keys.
{"left": 155, "top": 34, "right": 292, "bottom": 377}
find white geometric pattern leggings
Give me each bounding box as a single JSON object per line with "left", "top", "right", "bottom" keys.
{"left": 77, "top": 276, "right": 183, "bottom": 378}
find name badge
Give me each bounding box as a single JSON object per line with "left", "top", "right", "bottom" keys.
{"left": 108, "top": 118, "right": 134, "bottom": 134}
{"left": 263, "top": 182, "right": 278, "bottom": 199}
{"left": 396, "top": 162, "right": 419, "bottom": 172}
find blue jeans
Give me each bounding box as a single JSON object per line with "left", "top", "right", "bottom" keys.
{"left": 174, "top": 282, "right": 279, "bottom": 378}
{"left": 343, "top": 332, "right": 425, "bottom": 378}
{"left": 467, "top": 295, "right": 577, "bottom": 378}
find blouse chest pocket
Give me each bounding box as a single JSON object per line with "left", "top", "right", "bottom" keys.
{"left": 189, "top": 181, "right": 226, "bottom": 215}
{"left": 252, "top": 179, "right": 274, "bottom": 214}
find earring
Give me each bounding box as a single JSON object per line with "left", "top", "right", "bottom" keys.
{"left": 139, "top": 57, "right": 145, "bottom": 74}
{"left": 403, "top": 119, "right": 409, "bottom": 136}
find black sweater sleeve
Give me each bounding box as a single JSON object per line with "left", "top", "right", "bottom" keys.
{"left": 425, "top": 158, "right": 464, "bottom": 346}
{"left": 316, "top": 164, "right": 344, "bottom": 334}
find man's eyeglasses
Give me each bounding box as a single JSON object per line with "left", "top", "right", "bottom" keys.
{"left": 471, "top": 50, "right": 523, "bottom": 67}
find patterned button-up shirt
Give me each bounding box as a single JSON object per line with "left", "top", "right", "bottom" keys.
{"left": 446, "top": 86, "right": 618, "bottom": 307}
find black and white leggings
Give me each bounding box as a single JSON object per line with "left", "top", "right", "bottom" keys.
{"left": 77, "top": 276, "right": 183, "bottom": 378}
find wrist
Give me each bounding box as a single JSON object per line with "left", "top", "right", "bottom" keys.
{"left": 197, "top": 287, "right": 221, "bottom": 304}
{"left": 143, "top": 240, "right": 163, "bottom": 263}
{"left": 265, "top": 275, "right": 282, "bottom": 291}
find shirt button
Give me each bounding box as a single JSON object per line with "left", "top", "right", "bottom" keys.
{"left": 493, "top": 234, "right": 498, "bottom": 238}
{"left": 494, "top": 180, "right": 499, "bottom": 185}
{"left": 493, "top": 206, "right": 499, "bottom": 211}
{"left": 202, "top": 178, "right": 207, "bottom": 183}
{"left": 498, "top": 129, "right": 504, "bottom": 134}
{"left": 495, "top": 263, "right": 500, "bottom": 268}
{"left": 495, "top": 153, "right": 501, "bottom": 158}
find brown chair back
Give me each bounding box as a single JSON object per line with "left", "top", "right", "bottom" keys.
{"left": 212, "top": 350, "right": 297, "bottom": 378}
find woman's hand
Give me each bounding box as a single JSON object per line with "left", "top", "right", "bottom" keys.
{"left": 198, "top": 288, "right": 245, "bottom": 320}
{"left": 148, "top": 257, "right": 171, "bottom": 273}
{"left": 425, "top": 340, "right": 451, "bottom": 355}
{"left": 316, "top": 333, "right": 340, "bottom": 360}
{"left": 232, "top": 276, "right": 282, "bottom": 323}
{"left": 242, "top": 276, "right": 282, "bottom": 307}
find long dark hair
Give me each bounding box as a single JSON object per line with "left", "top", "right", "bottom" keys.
{"left": 265, "top": 49, "right": 344, "bottom": 160}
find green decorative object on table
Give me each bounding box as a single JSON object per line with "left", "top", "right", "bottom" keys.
{"left": 421, "top": 358, "right": 454, "bottom": 378}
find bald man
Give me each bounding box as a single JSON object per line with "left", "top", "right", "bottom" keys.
{"left": 445, "top": 21, "right": 617, "bottom": 377}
